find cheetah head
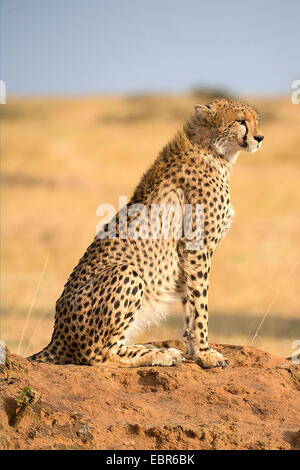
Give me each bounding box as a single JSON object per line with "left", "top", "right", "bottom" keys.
{"left": 194, "top": 98, "right": 264, "bottom": 163}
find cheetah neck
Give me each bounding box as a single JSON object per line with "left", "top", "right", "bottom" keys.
{"left": 221, "top": 149, "right": 240, "bottom": 164}
{"left": 201, "top": 149, "right": 233, "bottom": 179}
{"left": 183, "top": 114, "right": 212, "bottom": 148}
{"left": 183, "top": 115, "right": 234, "bottom": 172}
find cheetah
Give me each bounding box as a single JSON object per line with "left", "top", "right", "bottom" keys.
{"left": 28, "top": 98, "right": 264, "bottom": 369}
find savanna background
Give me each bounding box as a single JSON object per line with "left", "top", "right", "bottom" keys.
{"left": 1, "top": 1, "right": 300, "bottom": 360}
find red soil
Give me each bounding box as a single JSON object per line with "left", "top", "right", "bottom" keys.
{"left": 1, "top": 341, "right": 299, "bottom": 450}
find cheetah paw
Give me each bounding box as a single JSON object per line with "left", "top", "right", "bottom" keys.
{"left": 194, "top": 348, "right": 229, "bottom": 369}
{"left": 151, "top": 347, "right": 186, "bottom": 367}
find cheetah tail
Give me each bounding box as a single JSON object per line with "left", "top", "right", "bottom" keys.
{"left": 27, "top": 342, "right": 58, "bottom": 364}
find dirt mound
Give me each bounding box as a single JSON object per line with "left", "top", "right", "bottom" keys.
{"left": 1, "top": 341, "right": 300, "bottom": 450}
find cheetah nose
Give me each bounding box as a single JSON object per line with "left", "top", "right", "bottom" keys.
{"left": 254, "top": 135, "right": 264, "bottom": 143}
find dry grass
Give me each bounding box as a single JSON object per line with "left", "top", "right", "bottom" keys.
{"left": 1, "top": 93, "right": 300, "bottom": 359}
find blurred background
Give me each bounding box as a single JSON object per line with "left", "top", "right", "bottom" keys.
{"left": 1, "top": 0, "right": 300, "bottom": 359}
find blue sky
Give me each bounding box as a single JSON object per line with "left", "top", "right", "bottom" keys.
{"left": 1, "top": 0, "right": 299, "bottom": 96}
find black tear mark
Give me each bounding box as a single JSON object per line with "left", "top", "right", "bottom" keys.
{"left": 242, "top": 121, "right": 248, "bottom": 148}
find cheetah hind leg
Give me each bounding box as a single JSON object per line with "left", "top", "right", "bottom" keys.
{"left": 88, "top": 265, "right": 185, "bottom": 368}
{"left": 90, "top": 344, "right": 185, "bottom": 368}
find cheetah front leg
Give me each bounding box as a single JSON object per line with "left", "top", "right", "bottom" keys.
{"left": 182, "top": 251, "right": 229, "bottom": 369}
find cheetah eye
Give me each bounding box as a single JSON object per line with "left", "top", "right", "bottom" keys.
{"left": 237, "top": 119, "right": 246, "bottom": 125}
